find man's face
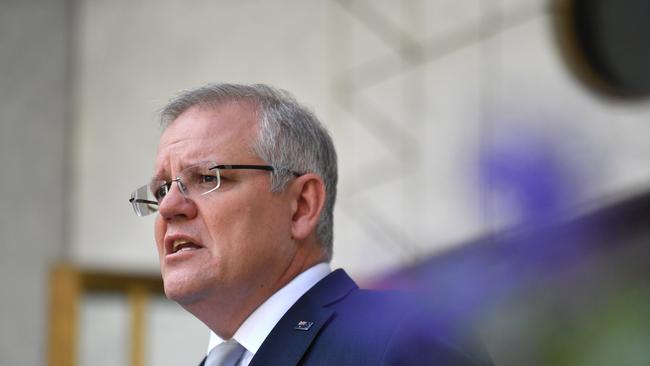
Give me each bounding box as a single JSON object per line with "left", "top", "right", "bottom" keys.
{"left": 153, "top": 102, "right": 296, "bottom": 306}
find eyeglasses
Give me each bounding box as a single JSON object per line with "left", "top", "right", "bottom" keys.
{"left": 129, "top": 161, "right": 290, "bottom": 217}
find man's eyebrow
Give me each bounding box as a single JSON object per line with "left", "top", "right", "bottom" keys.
{"left": 150, "top": 160, "right": 214, "bottom": 182}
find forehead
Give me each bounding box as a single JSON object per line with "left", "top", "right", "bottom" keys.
{"left": 155, "top": 102, "right": 259, "bottom": 172}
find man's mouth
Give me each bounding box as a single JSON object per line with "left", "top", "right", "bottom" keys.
{"left": 171, "top": 239, "right": 202, "bottom": 254}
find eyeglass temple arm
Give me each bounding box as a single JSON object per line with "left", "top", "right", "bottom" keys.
{"left": 215, "top": 164, "right": 274, "bottom": 171}
{"left": 129, "top": 198, "right": 158, "bottom": 205}
{"left": 214, "top": 165, "right": 301, "bottom": 176}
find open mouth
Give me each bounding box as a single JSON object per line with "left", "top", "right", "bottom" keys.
{"left": 171, "top": 239, "right": 202, "bottom": 254}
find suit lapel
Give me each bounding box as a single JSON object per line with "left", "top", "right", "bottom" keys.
{"left": 249, "top": 269, "right": 357, "bottom": 366}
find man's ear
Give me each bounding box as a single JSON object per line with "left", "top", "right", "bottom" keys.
{"left": 289, "top": 173, "right": 326, "bottom": 241}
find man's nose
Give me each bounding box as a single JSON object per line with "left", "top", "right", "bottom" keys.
{"left": 158, "top": 180, "right": 198, "bottom": 220}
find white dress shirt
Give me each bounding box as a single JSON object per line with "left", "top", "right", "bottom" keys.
{"left": 206, "top": 263, "right": 332, "bottom": 366}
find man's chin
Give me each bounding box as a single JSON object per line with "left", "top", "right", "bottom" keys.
{"left": 162, "top": 274, "right": 210, "bottom": 305}
{"left": 164, "top": 283, "right": 207, "bottom": 304}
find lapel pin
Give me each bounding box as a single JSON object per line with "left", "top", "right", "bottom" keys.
{"left": 294, "top": 320, "right": 314, "bottom": 331}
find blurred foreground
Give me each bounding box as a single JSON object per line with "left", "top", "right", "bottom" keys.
{"left": 379, "top": 189, "right": 650, "bottom": 366}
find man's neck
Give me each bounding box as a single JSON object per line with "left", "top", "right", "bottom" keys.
{"left": 184, "top": 249, "right": 327, "bottom": 339}
{"left": 206, "top": 263, "right": 332, "bottom": 358}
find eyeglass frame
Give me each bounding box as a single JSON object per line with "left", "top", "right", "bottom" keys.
{"left": 129, "top": 162, "right": 300, "bottom": 216}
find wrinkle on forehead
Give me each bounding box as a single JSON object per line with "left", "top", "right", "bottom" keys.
{"left": 153, "top": 102, "right": 261, "bottom": 180}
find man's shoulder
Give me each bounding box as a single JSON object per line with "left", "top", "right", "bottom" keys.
{"left": 297, "top": 270, "right": 493, "bottom": 365}
{"left": 326, "top": 285, "right": 416, "bottom": 328}
{"left": 251, "top": 269, "right": 493, "bottom": 365}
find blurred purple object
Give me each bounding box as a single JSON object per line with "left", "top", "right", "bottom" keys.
{"left": 478, "top": 129, "right": 582, "bottom": 224}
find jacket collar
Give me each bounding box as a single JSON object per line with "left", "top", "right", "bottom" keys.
{"left": 248, "top": 269, "right": 357, "bottom": 366}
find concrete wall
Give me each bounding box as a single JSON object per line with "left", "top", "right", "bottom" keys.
{"left": 71, "top": 0, "right": 650, "bottom": 276}
{"left": 0, "top": 1, "right": 70, "bottom": 365}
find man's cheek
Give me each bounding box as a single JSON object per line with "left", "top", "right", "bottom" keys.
{"left": 154, "top": 219, "right": 166, "bottom": 256}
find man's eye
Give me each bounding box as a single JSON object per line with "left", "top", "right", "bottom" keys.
{"left": 200, "top": 175, "right": 218, "bottom": 184}
{"left": 154, "top": 184, "right": 169, "bottom": 201}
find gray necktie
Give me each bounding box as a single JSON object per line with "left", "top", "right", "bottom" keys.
{"left": 205, "top": 340, "right": 246, "bottom": 366}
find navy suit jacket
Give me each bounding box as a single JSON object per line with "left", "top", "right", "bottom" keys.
{"left": 200, "top": 269, "right": 492, "bottom": 366}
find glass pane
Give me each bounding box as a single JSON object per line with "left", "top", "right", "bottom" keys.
{"left": 78, "top": 293, "right": 129, "bottom": 366}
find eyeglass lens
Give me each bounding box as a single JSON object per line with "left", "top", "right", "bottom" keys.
{"left": 129, "top": 162, "right": 220, "bottom": 216}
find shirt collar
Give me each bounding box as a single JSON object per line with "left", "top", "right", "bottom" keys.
{"left": 207, "top": 263, "right": 332, "bottom": 355}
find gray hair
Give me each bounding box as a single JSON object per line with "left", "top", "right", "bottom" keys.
{"left": 159, "top": 83, "right": 337, "bottom": 260}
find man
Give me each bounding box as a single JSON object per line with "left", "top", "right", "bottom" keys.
{"left": 130, "top": 83, "right": 491, "bottom": 365}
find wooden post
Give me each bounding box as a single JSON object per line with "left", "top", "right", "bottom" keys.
{"left": 48, "top": 264, "right": 81, "bottom": 366}
{"left": 129, "top": 286, "right": 149, "bottom": 366}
